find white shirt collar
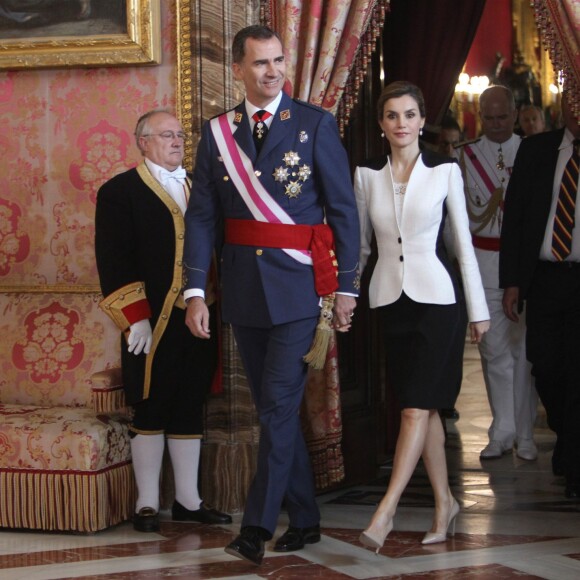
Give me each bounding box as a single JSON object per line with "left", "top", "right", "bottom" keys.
{"left": 144, "top": 158, "right": 185, "bottom": 185}
{"left": 559, "top": 128, "right": 578, "bottom": 151}
{"left": 245, "top": 91, "right": 283, "bottom": 126}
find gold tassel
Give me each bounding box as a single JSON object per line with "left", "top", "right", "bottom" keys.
{"left": 303, "top": 293, "right": 335, "bottom": 370}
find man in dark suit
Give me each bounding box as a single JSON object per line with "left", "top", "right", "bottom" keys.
{"left": 95, "top": 109, "right": 231, "bottom": 532}
{"left": 183, "top": 25, "right": 360, "bottom": 565}
{"left": 500, "top": 92, "right": 580, "bottom": 499}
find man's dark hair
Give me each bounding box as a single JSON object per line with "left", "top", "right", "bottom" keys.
{"left": 441, "top": 115, "right": 461, "bottom": 133}
{"left": 232, "top": 25, "right": 282, "bottom": 64}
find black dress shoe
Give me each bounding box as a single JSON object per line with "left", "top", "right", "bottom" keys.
{"left": 172, "top": 500, "right": 232, "bottom": 524}
{"left": 225, "top": 527, "right": 266, "bottom": 565}
{"left": 273, "top": 524, "right": 321, "bottom": 552}
{"left": 133, "top": 507, "right": 160, "bottom": 532}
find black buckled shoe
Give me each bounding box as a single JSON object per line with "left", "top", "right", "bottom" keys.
{"left": 172, "top": 500, "right": 232, "bottom": 524}
{"left": 273, "top": 524, "right": 321, "bottom": 552}
{"left": 225, "top": 527, "right": 266, "bottom": 565}
{"left": 133, "top": 507, "right": 160, "bottom": 532}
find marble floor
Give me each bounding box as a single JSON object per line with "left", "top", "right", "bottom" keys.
{"left": 2, "top": 342, "right": 580, "bottom": 579}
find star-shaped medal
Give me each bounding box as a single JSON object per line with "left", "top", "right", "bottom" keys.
{"left": 297, "top": 164, "right": 311, "bottom": 181}
{"left": 283, "top": 151, "right": 301, "bottom": 166}
{"left": 285, "top": 181, "right": 302, "bottom": 198}
{"left": 273, "top": 166, "right": 290, "bottom": 182}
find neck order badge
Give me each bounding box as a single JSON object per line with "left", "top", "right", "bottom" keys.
{"left": 252, "top": 110, "right": 272, "bottom": 152}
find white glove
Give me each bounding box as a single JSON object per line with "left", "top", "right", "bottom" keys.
{"left": 127, "top": 319, "right": 152, "bottom": 355}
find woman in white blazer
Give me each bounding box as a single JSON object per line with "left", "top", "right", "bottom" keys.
{"left": 356, "top": 82, "right": 490, "bottom": 551}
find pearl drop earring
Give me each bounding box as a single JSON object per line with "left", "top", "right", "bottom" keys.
{"left": 419, "top": 128, "right": 423, "bottom": 136}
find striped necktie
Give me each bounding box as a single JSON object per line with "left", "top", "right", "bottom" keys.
{"left": 552, "top": 139, "right": 579, "bottom": 261}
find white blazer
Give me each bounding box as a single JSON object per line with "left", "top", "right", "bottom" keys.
{"left": 354, "top": 150, "right": 489, "bottom": 323}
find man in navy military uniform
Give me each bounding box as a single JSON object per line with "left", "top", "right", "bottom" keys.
{"left": 183, "top": 25, "right": 360, "bottom": 565}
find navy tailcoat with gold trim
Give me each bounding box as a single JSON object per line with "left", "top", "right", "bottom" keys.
{"left": 95, "top": 165, "right": 217, "bottom": 407}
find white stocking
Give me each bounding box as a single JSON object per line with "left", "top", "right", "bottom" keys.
{"left": 167, "top": 438, "right": 202, "bottom": 511}
{"left": 130, "top": 434, "right": 165, "bottom": 512}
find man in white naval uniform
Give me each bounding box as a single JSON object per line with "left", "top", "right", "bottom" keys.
{"left": 455, "top": 85, "right": 537, "bottom": 460}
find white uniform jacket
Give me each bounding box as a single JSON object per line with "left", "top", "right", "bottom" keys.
{"left": 455, "top": 134, "right": 521, "bottom": 288}
{"left": 354, "top": 149, "right": 489, "bottom": 323}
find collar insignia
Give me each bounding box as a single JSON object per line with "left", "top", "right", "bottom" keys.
{"left": 234, "top": 112, "right": 243, "bottom": 124}
{"left": 280, "top": 109, "right": 291, "bottom": 121}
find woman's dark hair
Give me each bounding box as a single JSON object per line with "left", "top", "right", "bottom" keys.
{"left": 377, "top": 81, "right": 426, "bottom": 121}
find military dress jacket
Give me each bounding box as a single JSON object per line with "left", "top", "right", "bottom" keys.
{"left": 455, "top": 134, "right": 522, "bottom": 288}
{"left": 184, "top": 92, "right": 360, "bottom": 328}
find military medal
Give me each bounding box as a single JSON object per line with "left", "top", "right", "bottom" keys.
{"left": 275, "top": 152, "right": 311, "bottom": 199}
{"left": 255, "top": 122, "right": 267, "bottom": 140}
{"left": 297, "top": 164, "right": 311, "bottom": 180}
{"left": 283, "top": 151, "right": 301, "bottom": 166}
{"left": 285, "top": 181, "right": 302, "bottom": 198}
{"left": 273, "top": 166, "right": 290, "bottom": 182}
{"left": 496, "top": 145, "right": 505, "bottom": 171}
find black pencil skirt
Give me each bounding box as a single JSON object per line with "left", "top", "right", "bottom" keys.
{"left": 379, "top": 291, "right": 467, "bottom": 410}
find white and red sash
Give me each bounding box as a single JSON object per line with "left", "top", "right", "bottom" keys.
{"left": 209, "top": 111, "right": 312, "bottom": 266}
{"left": 464, "top": 144, "right": 497, "bottom": 195}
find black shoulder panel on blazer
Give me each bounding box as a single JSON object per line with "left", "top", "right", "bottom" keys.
{"left": 358, "top": 155, "right": 389, "bottom": 171}
{"left": 421, "top": 148, "right": 458, "bottom": 168}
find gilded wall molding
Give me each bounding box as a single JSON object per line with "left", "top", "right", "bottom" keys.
{"left": 0, "top": 285, "right": 101, "bottom": 294}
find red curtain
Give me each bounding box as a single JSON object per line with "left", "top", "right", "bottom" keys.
{"left": 381, "top": 0, "right": 486, "bottom": 133}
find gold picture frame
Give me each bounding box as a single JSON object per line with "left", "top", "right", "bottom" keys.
{"left": 0, "top": 0, "right": 160, "bottom": 70}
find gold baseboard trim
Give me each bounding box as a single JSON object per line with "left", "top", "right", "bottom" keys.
{"left": 0, "top": 284, "right": 102, "bottom": 294}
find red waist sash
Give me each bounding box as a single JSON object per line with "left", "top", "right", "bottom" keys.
{"left": 472, "top": 235, "right": 500, "bottom": 252}
{"left": 225, "top": 219, "right": 339, "bottom": 296}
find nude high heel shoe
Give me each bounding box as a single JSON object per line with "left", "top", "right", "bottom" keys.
{"left": 359, "top": 518, "right": 393, "bottom": 554}
{"left": 421, "top": 497, "right": 460, "bottom": 545}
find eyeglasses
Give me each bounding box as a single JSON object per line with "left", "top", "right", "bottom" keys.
{"left": 143, "top": 131, "right": 187, "bottom": 141}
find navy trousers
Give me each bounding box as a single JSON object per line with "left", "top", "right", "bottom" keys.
{"left": 232, "top": 317, "right": 320, "bottom": 537}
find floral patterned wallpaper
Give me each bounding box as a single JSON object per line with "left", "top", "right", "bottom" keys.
{"left": 0, "top": 1, "right": 177, "bottom": 288}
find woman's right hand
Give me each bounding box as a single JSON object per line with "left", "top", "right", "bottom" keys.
{"left": 469, "top": 320, "right": 490, "bottom": 344}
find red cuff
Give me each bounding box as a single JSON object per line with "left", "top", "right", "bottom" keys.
{"left": 121, "top": 299, "right": 152, "bottom": 326}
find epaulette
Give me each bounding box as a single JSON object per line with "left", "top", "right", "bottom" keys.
{"left": 292, "top": 98, "right": 326, "bottom": 113}
{"left": 208, "top": 105, "right": 241, "bottom": 122}
{"left": 454, "top": 137, "right": 481, "bottom": 149}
